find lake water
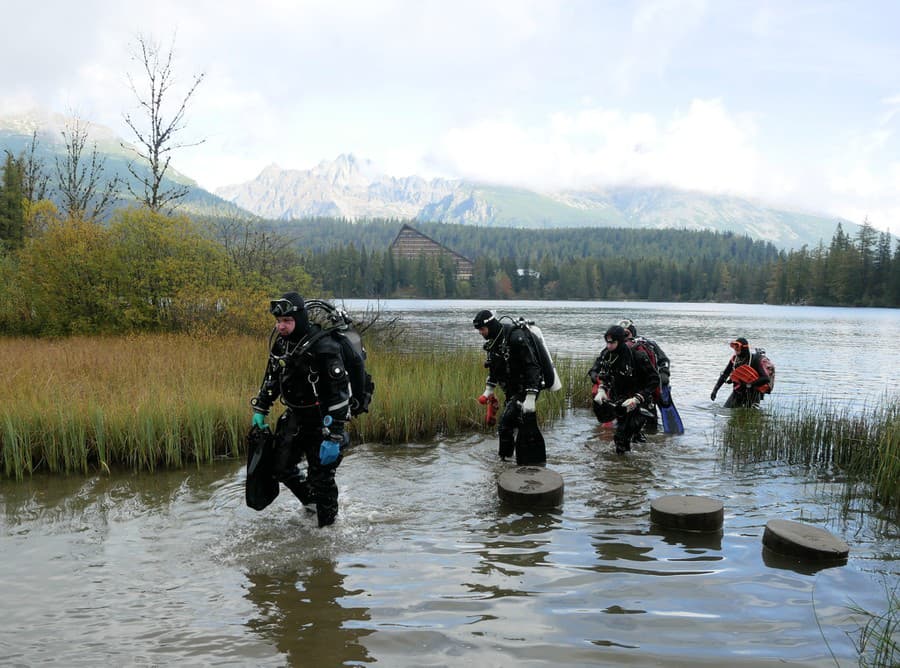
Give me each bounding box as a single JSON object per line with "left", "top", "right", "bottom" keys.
{"left": 2, "top": 300, "right": 899, "bottom": 667}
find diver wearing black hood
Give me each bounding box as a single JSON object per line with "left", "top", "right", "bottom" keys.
{"left": 473, "top": 309, "right": 546, "bottom": 465}
{"left": 251, "top": 292, "right": 352, "bottom": 527}
{"left": 588, "top": 324, "right": 659, "bottom": 454}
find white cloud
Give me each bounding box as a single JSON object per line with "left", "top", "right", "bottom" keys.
{"left": 430, "top": 98, "right": 769, "bottom": 196}
{"left": 2, "top": 0, "right": 900, "bottom": 231}
{"left": 611, "top": 0, "right": 709, "bottom": 95}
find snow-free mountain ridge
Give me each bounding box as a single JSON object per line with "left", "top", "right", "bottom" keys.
{"left": 0, "top": 110, "right": 855, "bottom": 250}
{"left": 216, "top": 154, "right": 854, "bottom": 250}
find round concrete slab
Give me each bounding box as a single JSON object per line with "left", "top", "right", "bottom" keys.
{"left": 497, "top": 466, "right": 564, "bottom": 509}
{"left": 762, "top": 519, "right": 849, "bottom": 561}
{"left": 650, "top": 495, "right": 724, "bottom": 532}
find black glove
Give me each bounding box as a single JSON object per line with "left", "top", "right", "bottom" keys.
{"left": 659, "top": 369, "right": 670, "bottom": 386}
{"left": 710, "top": 388, "right": 718, "bottom": 401}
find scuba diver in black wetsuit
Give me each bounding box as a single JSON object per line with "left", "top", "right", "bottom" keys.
{"left": 250, "top": 292, "right": 352, "bottom": 527}
{"left": 473, "top": 309, "right": 546, "bottom": 465}
{"left": 617, "top": 318, "right": 680, "bottom": 435}
{"left": 710, "top": 337, "right": 771, "bottom": 408}
{"left": 588, "top": 324, "right": 660, "bottom": 454}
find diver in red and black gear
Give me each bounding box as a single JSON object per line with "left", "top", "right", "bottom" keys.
{"left": 710, "top": 337, "right": 770, "bottom": 408}
{"left": 473, "top": 309, "right": 546, "bottom": 465}
{"left": 588, "top": 324, "right": 660, "bottom": 454}
{"left": 251, "top": 292, "right": 352, "bottom": 527}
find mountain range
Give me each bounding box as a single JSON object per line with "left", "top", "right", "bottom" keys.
{"left": 1, "top": 111, "right": 857, "bottom": 250}
{"left": 216, "top": 154, "right": 855, "bottom": 250}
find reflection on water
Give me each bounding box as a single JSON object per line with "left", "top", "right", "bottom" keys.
{"left": 2, "top": 301, "right": 900, "bottom": 666}
{"left": 245, "top": 558, "right": 374, "bottom": 666}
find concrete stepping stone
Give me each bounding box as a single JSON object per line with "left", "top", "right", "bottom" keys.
{"left": 762, "top": 519, "right": 849, "bottom": 561}
{"left": 497, "top": 466, "right": 564, "bottom": 509}
{"left": 650, "top": 494, "right": 724, "bottom": 532}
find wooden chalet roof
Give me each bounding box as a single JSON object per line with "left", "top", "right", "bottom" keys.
{"left": 389, "top": 224, "right": 473, "bottom": 279}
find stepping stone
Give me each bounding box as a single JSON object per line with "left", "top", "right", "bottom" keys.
{"left": 497, "top": 466, "right": 564, "bottom": 509}
{"left": 650, "top": 494, "right": 724, "bottom": 532}
{"left": 762, "top": 519, "right": 849, "bottom": 561}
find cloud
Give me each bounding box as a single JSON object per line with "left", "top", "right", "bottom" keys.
{"left": 2, "top": 0, "right": 900, "bottom": 232}
{"left": 429, "top": 98, "right": 768, "bottom": 196}
{"left": 610, "top": 0, "right": 709, "bottom": 95}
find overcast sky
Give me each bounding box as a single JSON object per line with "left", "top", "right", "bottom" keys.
{"left": 2, "top": 0, "right": 899, "bottom": 231}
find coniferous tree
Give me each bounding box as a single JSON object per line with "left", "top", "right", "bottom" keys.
{"left": 0, "top": 153, "right": 26, "bottom": 249}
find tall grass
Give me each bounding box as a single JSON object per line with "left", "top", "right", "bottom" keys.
{"left": 0, "top": 334, "right": 588, "bottom": 479}
{"left": 0, "top": 334, "right": 262, "bottom": 478}
{"left": 847, "top": 579, "right": 900, "bottom": 668}
{"left": 717, "top": 399, "right": 900, "bottom": 516}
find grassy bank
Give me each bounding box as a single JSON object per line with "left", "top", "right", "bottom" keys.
{"left": 0, "top": 334, "right": 589, "bottom": 479}
{"left": 718, "top": 400, "right": 900, "bottom": 516}
{"left": 7, "top": 331, "right": 897, "bottom": 519}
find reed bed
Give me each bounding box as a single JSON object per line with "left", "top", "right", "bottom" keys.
{"left": 718, "top": 399, "right": 900, "bottom": 516}
{"left": 847, "top": 578, "right": 900, "bottom": 668}
{"left": 0, "top": 334, "right": 591, "bottom": 479}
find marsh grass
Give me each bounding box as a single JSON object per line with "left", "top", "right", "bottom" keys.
{"left": 1, "top": 334, "right": 587, "bottom": 479}
{"left": 718, "top": 398, "right": 900, "bottom": 516}
{"left": 847, "top": 578, "right": 900, "bottom": 668}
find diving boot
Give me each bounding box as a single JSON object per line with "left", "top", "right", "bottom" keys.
{"left": 633, "top": 431, "right": 647, "bottom": 443}
{"left": 614, "top": 437, "right": 631, "bottom": 455}
{"left": 317, "top": 504, "right": 338, "bottom": 528}
{"left": 283, "top": 472, "right": 313, "bottom": 508}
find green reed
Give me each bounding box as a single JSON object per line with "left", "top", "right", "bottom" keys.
{"left": 0, "top": 335, "right": 592, "bottom": 479}
{"left": 847, "top": 578, "right": 900, "bottom": 668}
{"left": 717, "top": 398, "right": 900, "bottom": 516}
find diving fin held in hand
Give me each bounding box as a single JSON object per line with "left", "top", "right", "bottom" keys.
{"left": 245, "top": 425, "right": 279, "bottom": 510}
{"left": 658, "top": 386, "right": 684, "bottom": 435}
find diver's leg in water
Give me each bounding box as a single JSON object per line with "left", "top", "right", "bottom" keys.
{"left": 622, "top": 408, "right": 646, "bottom": 446}
{"left": 497, "top": 398, "right": 519, "bottom": 460}
{"left": 724, "top": 389, "right": 741, "bottom": 408}
{"left": 725, "top": 388, "right": 757, "bottom": 408}
{"left": 306, "top": 443, "right": 341, "bottom": 528}
{"left": 272, "top": 411, "right": 311, "bottom": 505}
{"left": 613, "top": 409, "right": 631, "bottom": 454}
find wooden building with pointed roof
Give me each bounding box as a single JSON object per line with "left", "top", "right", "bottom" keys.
{"left": 389, "top": 224, "right": 474, "bottom": 281}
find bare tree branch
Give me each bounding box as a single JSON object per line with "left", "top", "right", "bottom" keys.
{"left": 20, "top": 131, "right": 51, "bottom": 202}
{"left": 122, "top": 33, "right": 205, "bottom": 213}
{"left": 54, "top": 116, "right": 119, "bottom": 221}
{"left": 206, "top": 215, "right": 302, "bottom": 282}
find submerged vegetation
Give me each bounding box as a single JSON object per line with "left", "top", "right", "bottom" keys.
{"left": 718, "top": 400, "right": 900, "bottom": 518}
{"left": 847, "top": 578, "right": 900, "bottom": 668}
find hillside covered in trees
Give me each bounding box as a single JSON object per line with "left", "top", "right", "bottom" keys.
{"left": 267, "top": 217, "right": 897, "bottom": 307}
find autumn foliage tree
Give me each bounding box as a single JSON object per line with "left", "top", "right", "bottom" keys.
{"left": 0, "top": 207, "right": 313, "bottom": 336}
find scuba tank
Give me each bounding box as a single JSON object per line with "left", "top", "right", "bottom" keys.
{"left": 512, "top": 317, "right": 563, "bottom": 392}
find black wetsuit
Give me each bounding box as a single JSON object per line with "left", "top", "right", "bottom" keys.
{"left": 252, "top": 325, "right": 352, "bottom": 527}
{"left": 589, "top": 343, "right": 659, "bottom": 452}
{"left": 483, "top": 323, "right": 545, "bottom": 464}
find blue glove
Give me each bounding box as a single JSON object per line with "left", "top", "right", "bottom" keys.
{"left": 319, "top": 439, "right": 340, "bottom": 466}
{"left": 252, "top": 412, "right": 268, "bottom": 430}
